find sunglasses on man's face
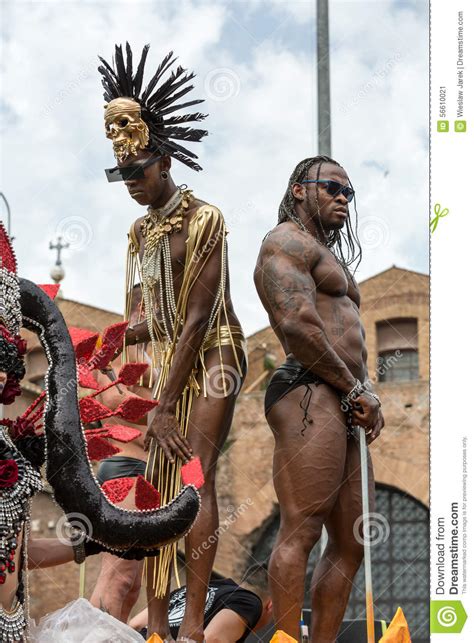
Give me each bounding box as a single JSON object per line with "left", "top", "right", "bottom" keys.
{"left": 104, "top": 155, "right": 162, "bottom": 183}
{"left": 300, "top": 179, "right": 355, "bottom": 203}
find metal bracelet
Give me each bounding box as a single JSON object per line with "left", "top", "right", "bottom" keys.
{"left": 341, "top": 379, "right": 365, "bottom": 412}
{"left": 367, "top": 391, "right": 382, "bottom": 407}
{"left": 344, "top": 379, "right": 365, "bottom": 402}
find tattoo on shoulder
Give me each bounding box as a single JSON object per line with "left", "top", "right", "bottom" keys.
{"left": 262, "top": 262, "right": 315, "bottom": 313}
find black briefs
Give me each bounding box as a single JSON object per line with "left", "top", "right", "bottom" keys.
{"left": 265, "top": 356, "right": 357, "bottom": 438}
{"left": 264, "top": 356, "right": 323, "bottom": 418}
{"left": 96, "top": 456, "right": 147, "bottom": 485}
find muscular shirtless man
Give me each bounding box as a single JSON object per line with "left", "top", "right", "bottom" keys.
{"left": 254, "top": 156, "right": 384, "bottom": 642}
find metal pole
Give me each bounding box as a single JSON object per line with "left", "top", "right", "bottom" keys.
{"left": 359, "top": 426, "right": 375, "bottom": 643}
{"left": 317, "top": 0, "right": 332, "bottom": 156}
{"left": 0, "top": 192, "right": 12, "bottom": 237}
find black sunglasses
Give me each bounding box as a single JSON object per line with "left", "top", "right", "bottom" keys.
{"left": 104, "top": 155, "right": 162, "bottom": 183}
{"left": 300, "top": 179, "right": 355, "bottom": 202}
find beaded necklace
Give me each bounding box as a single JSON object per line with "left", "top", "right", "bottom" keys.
{"left": 141, "top": 187, "right": 193, "bottom": 349}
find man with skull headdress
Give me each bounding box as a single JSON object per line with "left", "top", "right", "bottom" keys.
{"left": 98, "top": 44, "right": 247, "bottom": 642}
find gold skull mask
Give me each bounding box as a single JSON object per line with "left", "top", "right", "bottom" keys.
{"left": 104, "top": 98, "right": 150, "bottom": 163}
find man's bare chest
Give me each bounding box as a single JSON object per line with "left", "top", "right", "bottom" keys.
{"left": 310, "top": 250, "right": 360, "bottom": 305}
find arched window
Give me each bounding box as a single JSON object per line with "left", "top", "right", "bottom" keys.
{"left": 376, "top": 318, "right": 419, "bottom": 381}
{"left": 250, "top": 484, "right": 429, "bottom": 643}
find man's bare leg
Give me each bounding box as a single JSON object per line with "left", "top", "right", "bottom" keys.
{"left": 146, "top": 574, "right": 172, "bottom": 638}
{"left": 310, "top": 434, "right": 375, "bottom": 642}
{"left": 146, "top": 346, "right": 244, "bottom": 642}
{"left": 121, "top": 561, "right": 144, "bottom": 622}
{"left": 90, "top": 554, "right": 142, "bottom": 619}
{"left": 178, "top": 347, "right": 243, "bottom": 641}
{"left": 267, "top": 383, "right": 349, "bottom": 638}
{"left": 90, "top": 491, "right": 144, "bottom": 621}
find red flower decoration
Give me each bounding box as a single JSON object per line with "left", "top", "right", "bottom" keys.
{"left": 16, "top": 338, "right": 27, "bottom": 356}
{"left": 181, "top": 457, "right": 205, "bottom": 489}
{"left": 0, "top": 377, "right": 21, "bottom": 405}
{"left": 0, "top": 223, "right": 17, "bottom": 273}
{"left": 118, "top": 363, "right": 148, "bottom": 386}
{"left": 0, "top": 327, "right": 26, "bottom": 356}
{"left": 102, "top": 424, "right": 142, "bottom": 443}
{"left": 8, "top": 416, "right": 37, "bottom": 441}
{"left": 78, "top": 367, "right": 99, "bottom": 391}
{"left": 86, "top": 435, "right": 121, "bottom": 461}
{"left": 115, "top": 396, "right": 159, "bottom": 423}
{"left": 38, "top": 284, "right": 60, "bottom": 300}
{"left": 0, "top": 459, "right": 19, "bottom": 488}
{"left": 102, "top": 477, "right": 135, "bottom": 504}
{"left": 93, "top": 322, "right": 128, "bottom": 370}
{"left": 79, "top": 397, "right": 112, "bottom": 424}
{"left": 69, "top": 327, "right": 100, "bottom": 364}
{"left": 135, "top": 475, "right": 161, "bottom": 510}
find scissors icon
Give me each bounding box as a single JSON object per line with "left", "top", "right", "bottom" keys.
{"left": 430, "top": 203, "right": 449, "bottom": 233}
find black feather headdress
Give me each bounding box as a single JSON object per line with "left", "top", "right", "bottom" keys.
{"left": 98, "top": 43, "right": 208, "bottom": 171}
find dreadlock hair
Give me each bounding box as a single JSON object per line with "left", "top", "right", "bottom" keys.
{"left": 98, "top": 43, "right": 208, "bottom": 171}
{"left": 241, "top": 561, "right": 269, "bottom": 598}
{"left": 277, "top": 156, "right": 362, "bottom": 272}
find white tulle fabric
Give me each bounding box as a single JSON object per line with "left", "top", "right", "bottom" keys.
{"left": 30, "top": 598, "right": 143, "bottom": 642}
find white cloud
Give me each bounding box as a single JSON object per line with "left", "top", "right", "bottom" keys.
{"left": 1, "top": 0, "right": 428, "bottom": 335}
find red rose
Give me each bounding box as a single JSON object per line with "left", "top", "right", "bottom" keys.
{"left": 0, "top": 459, "right": 19, "bottom": 488}
{"left": 0, "top": 326, "right": 11, "bottom": 341}
{"left": 0, "top": 378, "right": 21, "bottom": 405}
{"left": 9, "top": 416, "right": 37, "bottom": 441}
{"left": 15, "top": 338, "right": 27, "bottom": 356}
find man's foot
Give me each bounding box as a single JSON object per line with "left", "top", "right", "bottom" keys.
{"left": 176, "top": 626, "right": 205, "bottom": 643}
{"left": 147, "top": 629, "right": 174, "bottom": 642}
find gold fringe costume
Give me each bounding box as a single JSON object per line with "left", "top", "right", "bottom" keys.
{"left": 124, "top": 188, "right": 246, "bottom": 596}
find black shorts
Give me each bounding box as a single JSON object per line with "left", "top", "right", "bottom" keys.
{"left": 264, "top": 356, "right": 323, "bottom": 416}
{"left": 96, "top": 456, "right": 147, "bottom": 485}
{"left": 264, "top": 356, "right": 356, "bottom": 438}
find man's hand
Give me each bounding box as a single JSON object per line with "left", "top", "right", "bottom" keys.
{"left": 144, "top": 406, "right": 193, "bottom": 463}
{"left": 364, "top": 407, "right": 384, "bottom": 444}
{"left": 350, "top": 392, "right": 380, "bottom": 430}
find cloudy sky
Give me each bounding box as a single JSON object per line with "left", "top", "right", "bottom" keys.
{"left": 0, "top": 0, "right": 428, "bottom": 335}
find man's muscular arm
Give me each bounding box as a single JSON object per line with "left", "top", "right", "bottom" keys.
{"left": 255, "top": 229, "right": 358, "bottom": 395}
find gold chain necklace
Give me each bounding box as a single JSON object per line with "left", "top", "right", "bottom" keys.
{"left": 141, "top": 188, "right": 193, "bottom": 252}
